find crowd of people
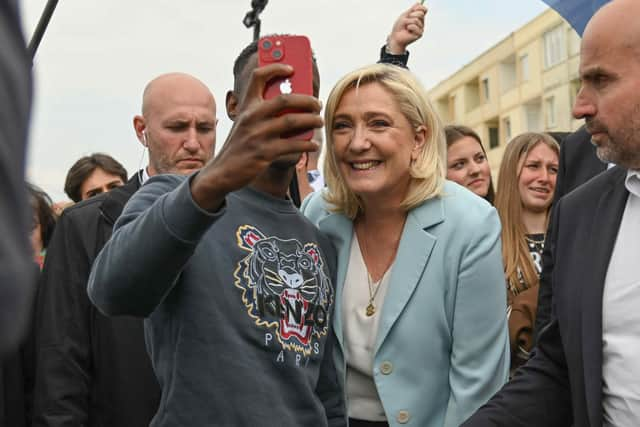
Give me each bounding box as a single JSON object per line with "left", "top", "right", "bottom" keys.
{"left": 1, "top": 0, "right": 639, "bottom": 426}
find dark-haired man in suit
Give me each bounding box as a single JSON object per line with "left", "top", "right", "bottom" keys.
{"left": 463, "top": 0, "right": 640, "bottom": 425}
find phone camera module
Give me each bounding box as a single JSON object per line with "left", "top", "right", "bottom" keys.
{"left": 272, "top": 49, "right": 283, "bottom": 60}
{"left": 262, "top": 40, "right": 273, "bottom": 50}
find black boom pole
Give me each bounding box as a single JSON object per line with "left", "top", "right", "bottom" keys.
{"left": 28, "top": 0, "right": 60, "bottom": 60}
{"left": 243, "top": 0, "right": 269, "bottom": 41}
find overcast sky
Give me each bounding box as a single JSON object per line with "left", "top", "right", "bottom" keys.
{"left": 21, "top": 0, "right": 549, "bottom": 200}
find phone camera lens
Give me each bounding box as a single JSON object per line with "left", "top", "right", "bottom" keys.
{"left": 262, "top": 40, "right": 272, "bottom": 50}
{"left": 272, "top": 49, "right": 283, "bottom": 59}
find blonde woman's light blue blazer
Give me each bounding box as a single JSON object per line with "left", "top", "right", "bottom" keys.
{"left": 301, "top": 181, "right": 509, "bottom": 427}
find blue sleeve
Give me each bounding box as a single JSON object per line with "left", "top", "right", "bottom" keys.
{"left": 300, "top": 191, "right": 328, "bottom": 225}
{"left": 461, "top": 199, "right": 571, "bottom": 427}
{"left": 444, "top": 207, "right": 510, "bottom": 426}
{"left": 88, "top": 174, "right": 223, "bottom": 317}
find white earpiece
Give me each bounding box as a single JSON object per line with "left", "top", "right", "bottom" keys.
{"left": 142, "top": 131, "right": 148, "bottom": 147}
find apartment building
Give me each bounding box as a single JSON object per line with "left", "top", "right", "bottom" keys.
{"left": 428, "top": 9, "right": 583, "bottom": 173}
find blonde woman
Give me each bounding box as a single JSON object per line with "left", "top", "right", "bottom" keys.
{"left": 494, "top": 133, "right": 559, "bottom": 370}
{"left": 302, "top": 64, "right": 509, "bottom": 427}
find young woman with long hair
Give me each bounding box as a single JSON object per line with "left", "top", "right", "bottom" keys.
{"left": 494, "top": 132, "right": 559, "bottom": 370}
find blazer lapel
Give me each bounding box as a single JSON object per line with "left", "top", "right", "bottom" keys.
{"left": 581, "top": 168, "right": 628, "bottom": 427}
{"left": 374, "top": 198, "right": 444, "bottom": 354}
{"left": 318, "top": 213, "right": 354, "bottom": 352}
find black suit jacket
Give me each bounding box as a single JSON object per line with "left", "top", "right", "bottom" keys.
{"left": 463, "top": 166, "right": 629, "bottom": 427}
{"left": 33, "top": 176, "right": 161, "bottom": 427}
{"left": 534, "top": 127, "right": 609, "bottom": 339}
{"left": 554, "top": 126, "right": 607, "bottom": 197}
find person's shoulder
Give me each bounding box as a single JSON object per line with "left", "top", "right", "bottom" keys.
{"left": 412, "top": 180, "right": 499, "bottom": 238}
{"left": 60, "top": 177, "right": 140, "bottom": 224}
{"left": 108, "top": 176, "right": 139, "bottom": 198}
{"left": 560, "top": 127, "right": 600, "bottom": 166}
{"left": 440, "top": 180, "right": 494, "bottom": 218}
{"left": 562, "top": 165, "right": 626, "bottom": 206}
{"left": 48, "top": 195, "right": 108, "bottom": 244}
{"left": 295, "top": 209, "right": 337, "bottom": 265}
{"left": 128, "top": 173, "right": 187, "bottom": 203}
{"left": 562, "top": 126, "right": 591, "bottom": 150}
{"left": 298, "top": 192, "right": 338, "bottom": 252}
{"left": 59, "top": 192, "right": 107, "bottom": 221}
{"left": 100, "top": 178, "right": 140, "bottom": 223}
{"left": 300, "top": 190, "right": 332, "bottom": 225}
{"left": 143, "top": 173, "right": 186, "bottom": 189}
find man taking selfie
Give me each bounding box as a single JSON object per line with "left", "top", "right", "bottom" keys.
{"left": 88, "top": 37, "right": 345, "bottom": 427}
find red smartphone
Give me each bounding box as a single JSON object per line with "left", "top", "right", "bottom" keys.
{"left": 258, "top": 35, "right": 314, "bottom": 140}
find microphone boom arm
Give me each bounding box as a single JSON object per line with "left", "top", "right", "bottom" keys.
{"left": 243, "top": 0, "right": 269, "bottom": 41}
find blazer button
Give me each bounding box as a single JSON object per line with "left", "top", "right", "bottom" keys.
{"left": 380, "top": 361, "right": 393, "bottom": 375}
{"left": 397, "top": 410, "right": 410, "bottom": 424}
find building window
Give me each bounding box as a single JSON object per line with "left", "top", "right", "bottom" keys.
{"left": 545, "top": 97, "right": 556, "bottom": 128}
{"left": 524, "top": 102, "right": 542, "bottom": 132}
{"left": 488, "top": 127, "right": 499, "bottom": 149}
{"left": 520, "top": 54, "right": 530, "bottom": 82}
{"left": 500, "top": 56, "right": 517, "bottom": 93}
{"left": 503, "top": 117, "right": 512, "bottom": 143}
{"left": 544, "top": 25, "right": 566, "bottom": 69}
{"left": 482, "top": 78, "right": 490, "bottom": 102}
{"left": 464, "top": 80, "right": 481, "bottom": 112}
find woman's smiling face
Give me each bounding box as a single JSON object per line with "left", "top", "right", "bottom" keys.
{"left": 446, "top": 136, "right": 491, "bottom": 198}
{"left": 330, "top": 82, "right": 425, "bottom": 202}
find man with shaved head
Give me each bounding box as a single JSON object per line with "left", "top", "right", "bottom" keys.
{"left": 463, "top": 1, "right": 640, "bottom": 425}
{"left": 33, "top": 73, "right": 216, "bottom": 427}
{"left": 134, "top": 73, "right": 217, "bottom": 176}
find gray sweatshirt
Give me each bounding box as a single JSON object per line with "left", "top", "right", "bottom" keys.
{"left": 88, "top": 174, "right": 345, "bottom": 427}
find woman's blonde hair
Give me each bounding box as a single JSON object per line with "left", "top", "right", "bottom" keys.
{"left": 322, "top": 63, "right": 447, "bottom": 219}
{"left": 495, "top": 132, "right": 560, "bottom": 293}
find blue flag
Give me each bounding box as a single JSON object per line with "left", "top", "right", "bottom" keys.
{"left": 541, "top": 0, "right": 610, "bottom": 35}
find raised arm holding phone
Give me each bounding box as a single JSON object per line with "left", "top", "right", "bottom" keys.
{"left": 190, "top": 61, "right": 321, "bottom": 212}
